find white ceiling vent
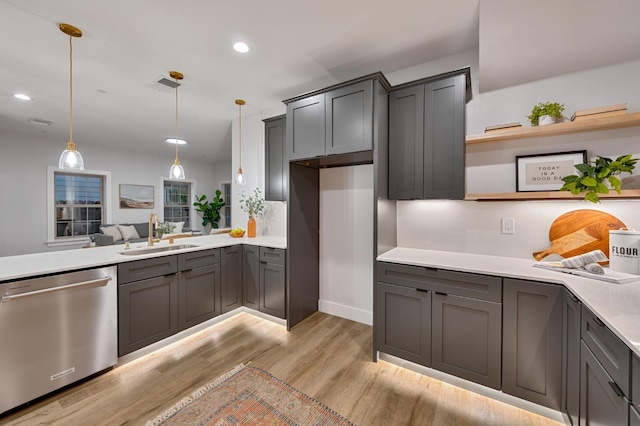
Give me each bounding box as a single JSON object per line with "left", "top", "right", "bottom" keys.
{"left": 27, "top": 117, "right": 53, "bottom": 126}
{"left": 157, "top": 77, "right": 181, "bottom": 88}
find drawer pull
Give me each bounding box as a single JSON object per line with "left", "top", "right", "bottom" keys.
{"left": 569, "top": 293, "right": 579, "bottom": 303}
{"left": 609, "top": 381, "right": 624, "bottom": 397}
{"left": 593, "top": 317, "right": 605, "bottom": 327}
{"left": 416, "top": 288, "right": 430, "bottom": 293}
{"left": 435, "top": 291, "right": 448, "bottom": 296}
{"left": 424, "top": 266, "right": 438, "bottom": 272}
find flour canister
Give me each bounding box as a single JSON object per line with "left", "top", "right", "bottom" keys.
{"left": 609, "top": 229, "right": 640, "bottom": 275}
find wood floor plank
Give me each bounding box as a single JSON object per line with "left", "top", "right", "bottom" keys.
{"left": 0, "top": 311, "right": 563, "bottom": 426}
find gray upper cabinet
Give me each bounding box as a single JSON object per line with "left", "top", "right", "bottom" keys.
{"left": 562, "top": 289, "right": 582, "bottom": 426}
{"left": 389, "top": 73, "right": 466, "bottom": 200}
{"left": 221, "top": 245, "right": 243, "bottom": 314}
{"left": 264, "top": 116, "right": 286, "bottom": 201}
{"left": 286, "top": 79, "right": 376, "bottom": 161}
{"left": 325, "top": 80, "right": 373, "bottom": 156}
{"left": 286, "top": 94, "right": 325, "bottom": 161}
{"left": 502, "top": 278, "right": 562, "bottom": 410}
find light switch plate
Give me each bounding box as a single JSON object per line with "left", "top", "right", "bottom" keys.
{"left": 501, "top": 218, "right": 515, "bottom": 234}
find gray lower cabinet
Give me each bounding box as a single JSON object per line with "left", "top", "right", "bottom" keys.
{"left": 431, "top": 293, "right": 501, "bottom": 389}
{"left": 243, "top": 245, "right": 260, "bottom": 310}
{"left": 580, "top": 341, "right": 629, "bottom": 425}
{"left": 376, "top": 281, "right": 431, "bottom": 366}
{"left": 633, "top": 354, "right": 640, "bottom": 412}
{"left": 388, "top": 72, "right": 466, "bottom": 200}
{"left": 243, "top": 245, "right": 286, "bottom": 319}
{"left": 178, "top": 263, "right": 220, "bottom": 330}
{"left": 286, "top": 94, "right": 325, "bottom": 160}
{"left": 631, "top": 405, "right": 640, "bottom": 426}
{"left": 502, "top": 278, "right": 562, "bottom": 410}
{"left": 264, "top": 115, "right": 286, "bottom": 201}
{"left": 221, "top": 245, "right": 243, "bottom": 313}
{"left": 562, "top": 289, "right": 582, "bottom": 425}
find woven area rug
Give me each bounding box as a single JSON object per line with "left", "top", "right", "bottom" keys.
{"left": 147, "top": 364, "right": 355, "bottom": 425}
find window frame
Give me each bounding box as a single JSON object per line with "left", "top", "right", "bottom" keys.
{"left": 161, "top": 177, "right": 197, "bottom": 230}
{"left": 221, "top": 181, "right": 232, "bottom": 228}
{"left": 46, "top": 167, "right": 112, "bottom": 247}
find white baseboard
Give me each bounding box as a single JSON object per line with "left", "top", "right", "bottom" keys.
{"left": 318, "top": 299, "right": 373, "bottom": 326}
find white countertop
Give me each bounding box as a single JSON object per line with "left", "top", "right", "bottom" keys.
{"left": 378, "top": 247, "right": 640, "bottom": 358}
{"left": 0, "top": 234, "right": 286, "bottom": 282}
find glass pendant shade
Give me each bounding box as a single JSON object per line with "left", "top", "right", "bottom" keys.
{"left": 235, "top": 167, "right": 245, "bottom": 185}
{"left": 59, "top": 142, "right": 84, "bottom": 170}
{"left": 168, "top": 71, "right": 185, "bottom": 179}
{"left": 170, "top": 159, "right": 186, "bottom": 180}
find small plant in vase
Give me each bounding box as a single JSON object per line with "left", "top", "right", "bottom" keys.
{"left": 560, "top": 154, "right": 637, "bottom": 203}
{"left": 239, "top": 188, "right": 265, "bottom": 238}
{"left": 155, "top": 222, "right": 176, "bottom": 239}
{"left": 527, "top": 102, "right": 565, "bottom": 126}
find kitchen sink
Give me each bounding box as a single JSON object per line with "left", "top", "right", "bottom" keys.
{"left": 119, "top": 244, "right": 199, "bottom": 256}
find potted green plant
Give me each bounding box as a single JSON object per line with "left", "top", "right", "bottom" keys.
{"left": 239, "top": 188, "right": 266, "bottom": 238}
{"left": 527, "top": 102, "right": 565, "bottom": 126}
{"left": 155, "top": 222, "right": 176, "bottom": 239}
{"left": 560, "top": 154, "right": 637, "bottom": 203}
{"left": 193, "top": 189, "right": 226, "bottom": 229}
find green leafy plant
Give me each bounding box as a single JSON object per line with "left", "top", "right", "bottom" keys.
{"left": 239, "top": 188, "right": 266, "bottom": 218}
{"left": 527, "top": 102, "right": 565, "bottom": 126}
{"left": 560, "top": 154, "right": 638, "bottom": 203}
{"left": 193, "top": 189, "right": 226, "bottom": 229}
{"left": 155, "top": 222, "right": 175, "bottom": 238}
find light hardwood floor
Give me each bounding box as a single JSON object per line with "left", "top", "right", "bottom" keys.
{"left": 1, "top": 312, "right": 563, "bottom": 426}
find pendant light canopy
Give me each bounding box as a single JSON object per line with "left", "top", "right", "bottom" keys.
{"left": 169, "top": 71, "right": 186, "bottom": 180}
{"left": 58, "top": 23, "right": 85, "bottom": 170}
{"left": 235, "top": 99, "right": 245, "bottom": 185}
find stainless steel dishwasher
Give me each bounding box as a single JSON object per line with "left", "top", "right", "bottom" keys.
{"left": 0, "top": 266, "right": 117, "bottom": 414}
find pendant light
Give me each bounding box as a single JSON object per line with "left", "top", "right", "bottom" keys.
{"left": 235, "top": 99, "right": 245, "bottom": 185}
{"left": 168, "top": 71, "right": 186, "bottom": 180}
{"left": 58, "top": 23, "right": 85, "bottom": 170}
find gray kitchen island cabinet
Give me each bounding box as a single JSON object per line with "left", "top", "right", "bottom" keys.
{"left": 562, "top": 289, "right": 582, "bottom": 425}
{"left": 221, "top": 245, "right": 243, "bottom": 314}
{"left": 388, "top": 72, "right": 466, "bottom": 200}
{"left": 286, "top": 80, "right": 373, "bottom": 161}
{"left": 502, "top": 278, "right": 563, "bottom": 410}
{"left": 264, "top": 115, "right": 286, "bottom": 201}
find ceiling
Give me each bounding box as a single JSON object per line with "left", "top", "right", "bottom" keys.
{"left": 1, "top": 0, "right": 639, "bottom": 165}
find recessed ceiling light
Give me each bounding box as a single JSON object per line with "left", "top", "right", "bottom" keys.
{"left": 233, "top": 42, "right": 249, "bottom": 53}
{"left": 14, "top": 94, "right": 32, "bottom": 101}
{"left": 166, "top": 138, "right": 188, "bottom": 145}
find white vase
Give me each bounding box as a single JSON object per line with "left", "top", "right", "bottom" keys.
{"left": 538, "top": 115, "right": 556, "bottom": 126}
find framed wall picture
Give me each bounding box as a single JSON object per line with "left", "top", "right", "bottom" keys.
{"left": 516, "top": 150, "right": 587, "bottom": 192}
{"left": 119, "top": 184, "right": 154, "bottom": 208}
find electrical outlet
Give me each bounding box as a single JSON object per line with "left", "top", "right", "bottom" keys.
{"left": 501, "top": 218, "right": 515, "bottom": 234}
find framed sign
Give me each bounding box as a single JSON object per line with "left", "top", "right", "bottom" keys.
{"left": 516, "top": 150, "right": 587, "bottom": 192}
{"left": 119, "top": 184, "right": 154, "bottom": 208}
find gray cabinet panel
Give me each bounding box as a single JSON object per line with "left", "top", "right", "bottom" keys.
{"left": 580, "top": 341, "right": 629, "bottom": 426}
{"left": 634, "top": 354, "right": 640, "bottom": 411}
{"left": 286, "top": 94, "right": 325, "bottom": 161}
{"left": 423, "top": 74, "right": 465, "bottom": 199}
{"left": 221, "top": 246, "right": 243, "bottom": 314}
{"left": 388, "top": 84, "right": 424, "bottom": 200}
{"left": 178, "top": 248, "right": 219, "bottom": 271}
{"left": 178, "top": 264, "right": 221, "bottom": 330}
{"left": 243, "top": 245, "right": 260, "bottom": 310}
{"left": 260, "top": 261, "right": 286, "bottom": 319}
{"left": 631, "top": 405, "right": 640, "bottom": 426}
{"left": 376, "top": 282, "right": 431, "bottom": 366}
{"left": 563, "top": 290, "right": 582, "bottom": 426}
{"left": 503, "top": 278, "right": 562, "bottom": 410}
{"left": 582, "top": 305, "right": 631, "bottom": 398}
{"left": 118, "top": 274, "right": 178, "bottom": 356}
{"left": 431, "top": 293, "right": 501, "bottom": 389}
{"left": 325, "top": 80, "right": 373, "bottom": 155}
{"left": 264, "top": 116, "right": 286, "bottom": 201}
{"left": 118, "top": 256, "right": 177, "bottom": 284}
{"left": 377, "top": 262, "right": 502, "bottom": 302}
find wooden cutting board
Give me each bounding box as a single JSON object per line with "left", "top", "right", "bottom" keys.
{"left": 532, "top": 209, "right": 626, "bottom": 261}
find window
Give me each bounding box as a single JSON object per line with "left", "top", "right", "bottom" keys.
{"left": 222, "top": 182, "right": 232, "bottom": 228}
{"left": 164, "top": 181, "right": 191, "bottom": 228}
{"left": 54, "top": 172, "right": 105, "bottom": 238}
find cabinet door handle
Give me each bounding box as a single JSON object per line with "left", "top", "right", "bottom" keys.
{"left": 424, "top": 266, "right": 438, "bottom": 272}
{"left": 609, "top": 381, "right": 624, "bottom": 398}
{"left": 435, "top": 291, "right": 447, "bottom": 296}
{"left": 593, "top": 317, "right": 605, "bottom": 327}
{"left": 416, "top": 288, "right": 429, "bottom": 293}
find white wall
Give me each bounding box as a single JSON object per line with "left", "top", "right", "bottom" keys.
{"left": 387, "top": 56, "right": 640, "bottom": 259}
{"left": 0, "top": 128, "right": 222, "bottom": 256}
{"left": 231, "top": 106, "right": 287, "bottom": 237}
{"left": 319, "top": 165, "right": 374, "bottom": 325}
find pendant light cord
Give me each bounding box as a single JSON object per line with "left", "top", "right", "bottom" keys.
{"left": 68, "top": 35, "right": 74, "bottom": 148}
{"left": 238, "top": 102, "right": 242, "bottom": 167}
{"left": 175, "top": 78, "right": 179, "bottom": 163}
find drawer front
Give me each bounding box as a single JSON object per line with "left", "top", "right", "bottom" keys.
{"left": 178, "top": 248, "right": 220, "bottom": 271}
{"left": 259, "top": 247, "right": 285, "bottom": 265}
{"left": 634, "top": 354, "right": 640, "bottom": 410}
{"left": 581, "top": 305, "right": 631, "bottom": 397}
{"left": 376, "top": 262, "right": 502, "bottom": 302}
{"left": 118, "top": 256, "right": 177, "bottom": 284}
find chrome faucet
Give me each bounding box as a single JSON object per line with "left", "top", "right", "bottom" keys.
{"left": 148, "top": 213, "right": 159, "bottom": 246}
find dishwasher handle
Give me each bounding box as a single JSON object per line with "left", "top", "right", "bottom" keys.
{"left": 2, "top": 276, "right": 111, "bottom": 302}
